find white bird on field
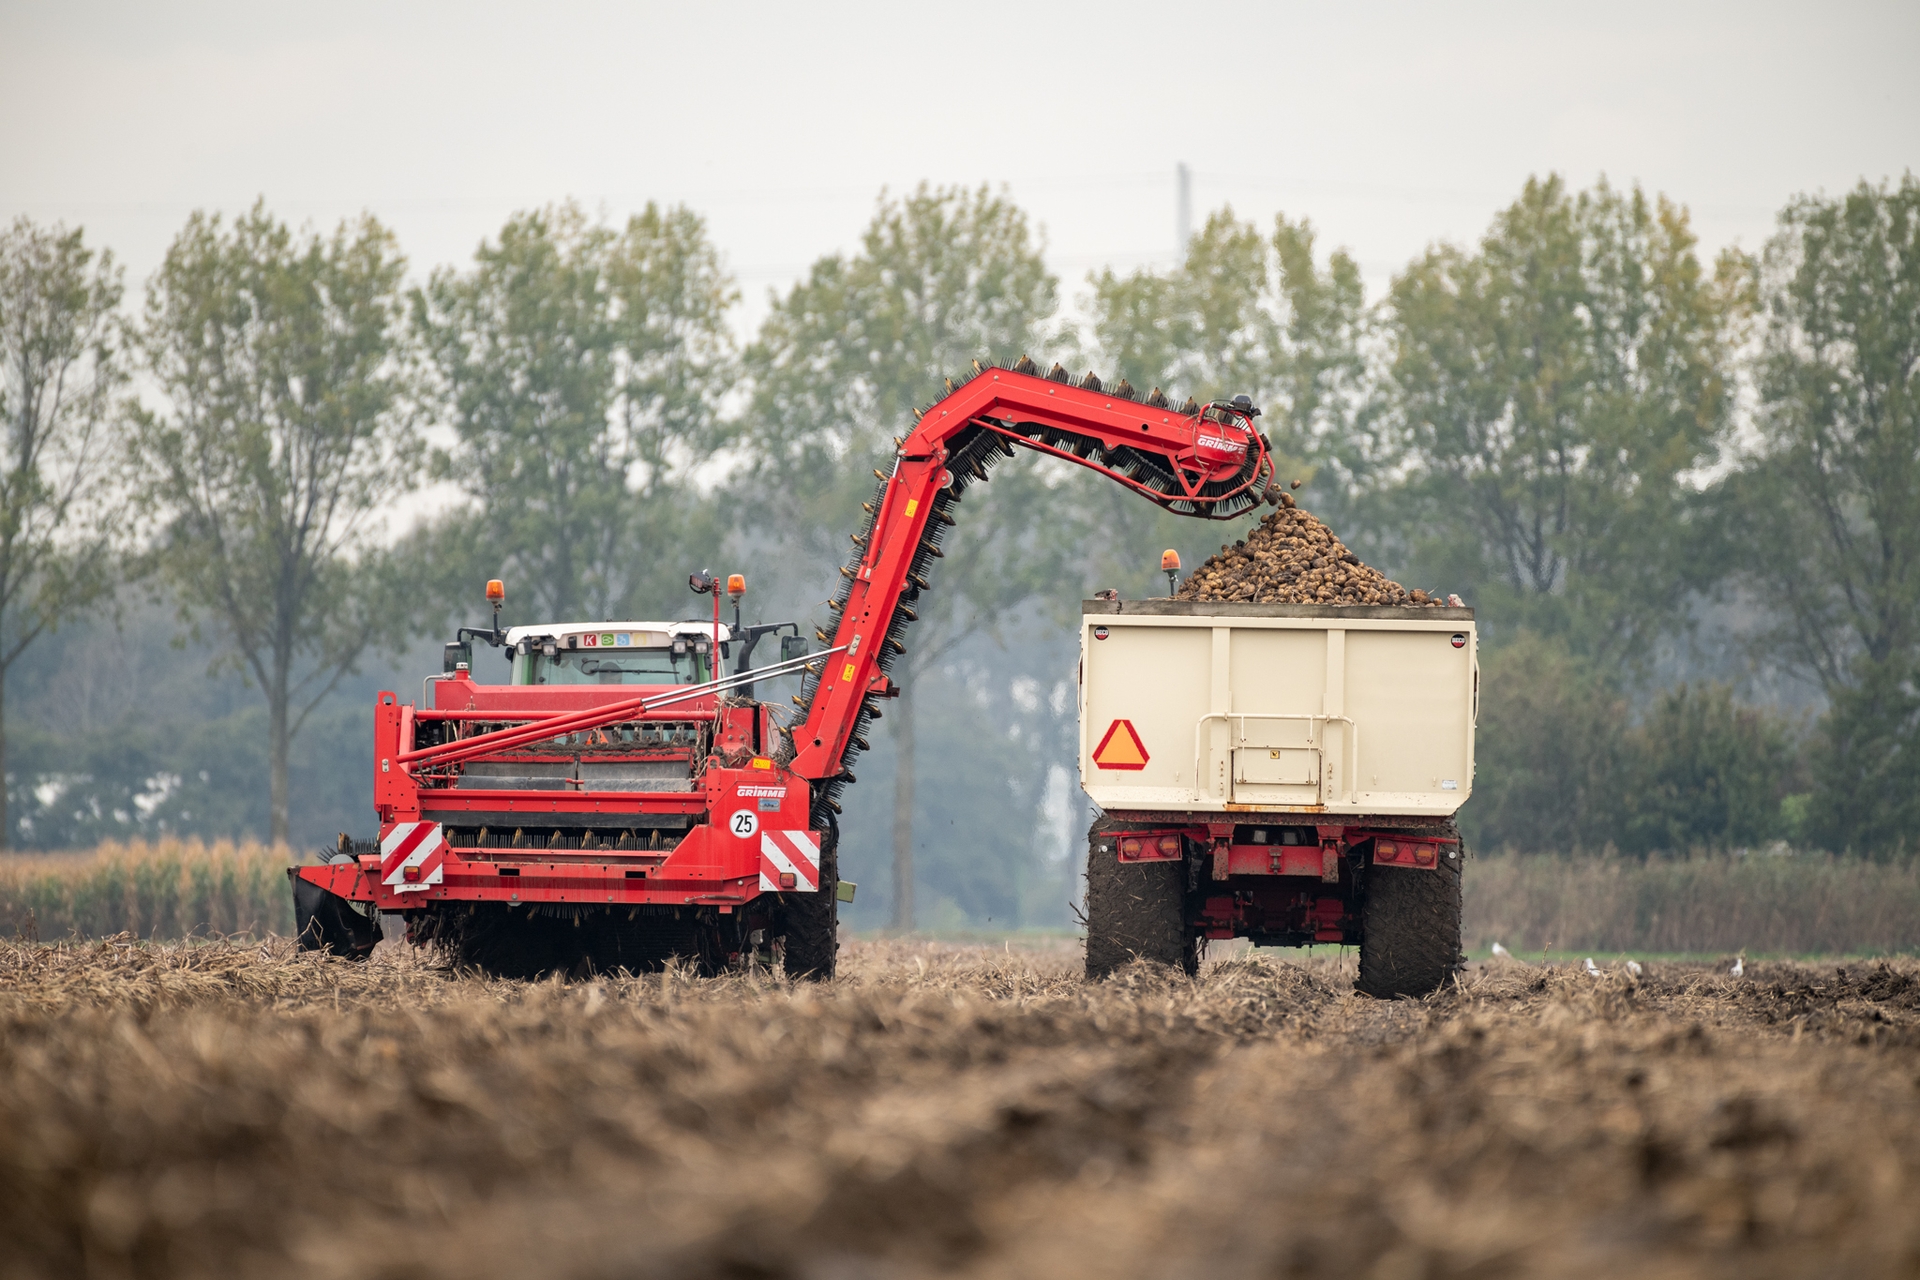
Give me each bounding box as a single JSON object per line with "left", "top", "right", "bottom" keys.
{"left": 1584, "top": 957, "right": 1602, "bottom": 977}
{"left": 1490, "top": 942, "right": 1512, "bottom": 959}
{"left": 1730, "top": 956, "right": 1745, "bottom": 977}
{"left": 1626, "top": 960, "right": 1643, "bottom": 977}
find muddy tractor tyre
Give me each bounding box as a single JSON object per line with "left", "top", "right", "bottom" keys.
{"left": 1085, "top": 822, "right": 1197, "bottom": 979}
{"left": 782, "top": 813, "right": 839, "bottom": 981}
{"left": 1356, "top": 842, "right": 1463, "bottom": 998}
{"left": 291, "top": 874, "right": 380, "bottom": 960}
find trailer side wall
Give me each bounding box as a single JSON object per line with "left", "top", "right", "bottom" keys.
{"left": 1079, "top": 600, "right": 1476, "bottom": 818}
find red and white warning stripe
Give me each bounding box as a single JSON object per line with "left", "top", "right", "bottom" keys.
{"left": 381, "top": 821, "right": 447, "bottom": 893}
{"left": 760, "top": 829, "right": 821, "bottom": 893}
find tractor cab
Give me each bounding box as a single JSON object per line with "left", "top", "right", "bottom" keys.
{"left": 440, "top": 577, "right": 807, "bottom": 696}
{"left": 501, "top": 622, "right": 732, "bottom": 686}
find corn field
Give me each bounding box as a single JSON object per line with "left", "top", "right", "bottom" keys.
{"left": 6, "top": 841, "right": 1920, "bottom": 958}
{"left": 0, "top": 839, "right": 294, "bottom": 942}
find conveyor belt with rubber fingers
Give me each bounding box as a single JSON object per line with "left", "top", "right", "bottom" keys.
{"left": 788, "top": 358, "right": 1274, "bottom": 824}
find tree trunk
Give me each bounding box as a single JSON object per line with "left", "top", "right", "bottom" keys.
{"left": 269, "top": 661, "right": 291, "bottom": 847}
{"left": 890, "top": 678, "right": 915, "bottom": 933}
{"left": 0, "top": 671, "right": 10, "bottom": 851}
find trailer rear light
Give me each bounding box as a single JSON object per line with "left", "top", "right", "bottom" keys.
{"left": 1117, "top": 833, "right": 1184, "bottom": 862}
{"left": 403, "top": 864, "right": 421, "bottom": 881}
{"left": 778, "top": 871, "right": 797, "bottom": 889}
{"left": 1372, "top": 838, "right": 1440, "bottom": 869}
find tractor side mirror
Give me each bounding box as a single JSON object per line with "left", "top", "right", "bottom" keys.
{"left": 780, "top": 635, "right": 809, "bottom": 663}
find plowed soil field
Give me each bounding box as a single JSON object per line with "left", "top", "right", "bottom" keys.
{"left": 4, "top": 937, "right": 1919, "bottom": 1279}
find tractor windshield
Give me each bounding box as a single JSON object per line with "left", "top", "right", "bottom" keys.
{"left": 513, "top": 645, "right": 712, "bottom": 686}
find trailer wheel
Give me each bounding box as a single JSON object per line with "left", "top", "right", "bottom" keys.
{"left": 782, "top": 813, "right": 839, "bottom": 981}
{"left": 291, "top": 874, "right": 380, "bottom": 960}
{"left": 1084, "top": 820, "right": 1196, "bottom": 979}
{"left": 1356, "top": 833, "right": 1463, "bottom": 998}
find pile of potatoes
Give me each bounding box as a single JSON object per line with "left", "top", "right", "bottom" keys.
{"left": 1175, "top": 504, "right": 1444, "bottom": 606}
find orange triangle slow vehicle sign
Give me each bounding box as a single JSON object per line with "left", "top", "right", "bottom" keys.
{"left": 1092, "top": 719, "right": 1150, "bottom": 770}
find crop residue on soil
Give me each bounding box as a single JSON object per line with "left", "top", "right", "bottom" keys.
{"left": 1177, "top": 502, "right": 1444, "bottom": 605}
{"left": 3, "top": 937, "right": 1919, "bottom": 1279}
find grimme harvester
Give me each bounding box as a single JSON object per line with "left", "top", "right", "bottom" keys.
{"left": 293, "top": 359, "right": 1283, "bottom": 979}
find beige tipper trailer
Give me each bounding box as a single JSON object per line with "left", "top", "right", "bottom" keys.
{"left": 1078, "top": 599, "right": 1477, "bottom": 996}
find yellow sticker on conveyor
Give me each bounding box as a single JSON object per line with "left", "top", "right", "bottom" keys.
{"left": 843, "top": 663, "right": 855, "bottom": 682}
{"left": 905, "top": 498, "right": 918, "bottom": 517}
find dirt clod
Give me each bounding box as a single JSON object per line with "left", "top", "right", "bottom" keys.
{"left": 1175, "top": 504, "right": 1442, "bottom": 605}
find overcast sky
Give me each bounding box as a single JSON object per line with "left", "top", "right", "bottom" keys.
{"left": 4, "top": 0, "right": 1916, "bottom": 338}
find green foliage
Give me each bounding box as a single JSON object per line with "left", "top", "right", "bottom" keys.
{"left": 131, "top": 201, "right": 421, "bottom": 843}
{"left": 1808, "top": 658, "right": 1919, "bottom": 856}
{"left": 735, "top": 182, "right": 1071, "bottom": 644}
{"left": 1087, "top": 210, "right": 1367, "bottom": 495}
{"left": 0, "top": 839, "right": 294, "bottom": 940}
{"left": 739, "top": 183, "right": 1058, "bottom": 537}
{"left": 1723, "top": 176, "right": 1920, "bottom": 854}
{"left": 1618, "top": 684, "right": 1805, "bottom": 855}
{"left": 1378, "top": 177, "right": 1746, "bottom": 662}
{"left": 0, "top": 219, "right": 129, "bottom": 846}
{"left": 1464, "top": 631, "right": 1630, "bottom": 852}
{"left": 1467, "top": 633, "right": 1804, "bottom": 853}
{"left": 415, "top": 201, "right": 736, "bottom": 622}
{"left": 4, "top": 701, "right": 372, "bottom": 852}
{"left": 1089, "top": 209, "right": 1273, "bottom": 403}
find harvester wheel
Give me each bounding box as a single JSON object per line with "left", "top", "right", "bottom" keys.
{"left": 782, "top": 813, "right": 839, "bottom": 980}
{"left": 1084, "top": 820, "right": 1196, "bottom": 979}
{"left": 291, "top": 874, "right": 380, "bottom": 960}
{"left": 1356, "top": 830, "right": 1463, "bottom": 998}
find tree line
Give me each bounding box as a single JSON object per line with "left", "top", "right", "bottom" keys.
{"left": 0, "top": 173, "right": 1914, "bottom": 914}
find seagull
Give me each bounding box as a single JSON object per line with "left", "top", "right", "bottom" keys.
{"left": 1490, "top": 942, "right": 1511, "bottom": 959}
{"left": 1584, "top": 957, "right": 1602, "bottom": 977}
{"left": 1626, "top": 960, "right": 1643, "bottom": 977}
{"left": 1730, "top": 956, "right": 1745, "bottom": 977}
